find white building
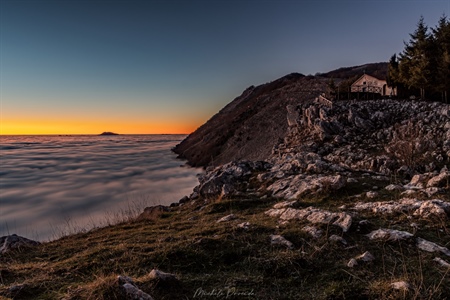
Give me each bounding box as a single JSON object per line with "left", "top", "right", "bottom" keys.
{"left": 351, "top": 74, "right": 396, "bottom": 96}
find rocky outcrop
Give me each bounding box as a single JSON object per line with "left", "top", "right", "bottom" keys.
{"left": 0, "top": 234, "right": 40, "bottom": 254}
{"left": 180, "top": 91, "right": 448, "bottom": 204}
{"left": 192, "top": 161, "right": 271, "bottom": 199}
{"left": 273, "top": 99, "right": 449, "bottom": 176}
{"left": 173, "top": 74, "right": 328, "bottom": 167}
{"left": 352, "top": 198, "right": 450, "bottom": 220}
{"left": 265, "top": 205, "right": 352, "bottom": 232}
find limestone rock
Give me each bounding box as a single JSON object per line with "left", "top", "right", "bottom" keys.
{"left": 267, "top": 174, "right": 346, "bottom": 199}
{"left": 348, "top": 251, "right": 375, "bottom": 267}
{"left": 366, "top": 191, "right": 378, "bottom": 199}
{"left": 356, "top": 251, "right": 375, "bottom": 262}
{"left": 414, "top": 200, "right": 449, "bottom": 219}
{"left": 118, "top": 276, "right": 154, "bottom": 300}
{"left": 217, "top": 214, "right": 237, "bottom": 223}
{"left": 427, "top": 171, "right": 449, "bottom": 187}
{"left": 148, "top": 269, "right": 178, "bottom": 283}
{"left": 352, "top": 198, "right": 450, "bottom": 220}
{"left": 366, "top": 229, "right": 413, "bottom": 241}
{"left": 347, "top": 258, "right": 358, "bottom": 268}
{"left": 273, "top": 200, "right": 297, "bottom": 209}
{"left": 302, "top": 226, "right": 323, "bottom": 239}
{"left": 237, "top": 222, "right": 250, "bottom": 230}
{"left": 416, "top": 238, "right": 450, "bottom": 256}
{"left": 195, "top": 161, "right": 271, "bottom": 198}
{"left": 329, "top": 234, "right": 347, "bottom": 245}
{"left": 0, "top": 234, "right": 40, "bottom": 254}
{"left": 270, "top": 234, "right": 294, "bottom": 249}
{"left": 433, "top": 257, "right": 450, "bottom": 268}
{"left": 385, "top": 184, "right": 403, "bottom": 191}
{"left": 265, "top": 206, "right": 352, "bottom": 232}
{"left": 391, "top": 281, "right": 410, "bottom": 291}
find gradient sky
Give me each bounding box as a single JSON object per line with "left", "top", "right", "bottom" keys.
{"left": 1, "top": 0, "right": 449, "bottom": 134}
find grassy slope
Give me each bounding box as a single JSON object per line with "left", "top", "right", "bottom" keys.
{"left": 1, "top": 186, "right": 449, "bottom": 300}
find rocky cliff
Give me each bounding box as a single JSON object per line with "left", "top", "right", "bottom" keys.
{"left": 173, "top": 73, "right": 328, "bottom": 167}
{"left": 189, "top": 98, "right": 449, "bottom": 202}
{"left": 174, "top": 71, "right": 449, "bottom": 201}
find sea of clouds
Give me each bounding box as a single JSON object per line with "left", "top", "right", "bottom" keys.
{"left": 0, "top": 135, "right": 201, "bottom": 240}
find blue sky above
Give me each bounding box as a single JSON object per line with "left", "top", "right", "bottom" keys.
{"left": 1, "top": 0, "right": 449, "bottom": 134}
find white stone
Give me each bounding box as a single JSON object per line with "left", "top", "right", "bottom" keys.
{"left": 265, "top": 207, "right": 352, "bottom": 232}
{"left": 366, "top": 229, "right": 413, "bottom": 241}
{"left": 416, "top": 238, "right": 450, "bottom": 256}
{"left": 273, "top": 200, "right": 297, "bottom": 209}
{"left": 237, "top": 222, "right": 250, "bottom": 230}
{"left": 385, "top": 184, "right": 403, "bottom": 191}
{"left": 265, "top": 208, "right": 286, "bottom": 217}
{"left": 414, "top": 200, "right": 448, "bottom": 219}
{"left": 347, "top": 258, "right": 358, "bottom": 268}
{"left": 433, "top": 257, "right": 450, "bottom": 268}
{"left": 427, "top": 171, "right": 449, "bottom": 187}
{"left": 217, "top": 214, "right": 237, "bottom": 223}
{"left": 302, "top": 226, "right": 323, "bottom": 239}
{"left": 356, "top": 251, "right": 375, "bottom": 262}
{"left": 329, "top": 235, "right": 347, "bottom": 245}
{"left": 270, "top": 234, "right": 294, "bottom": 249}
{"left": 391, "top": 281, "right": 410, "bottom": 291}
{"left": 148, "top": 269, "right": 178, "bottom": 282}
{"left": 366, "top": 191, "right": 379, "bottom": 199}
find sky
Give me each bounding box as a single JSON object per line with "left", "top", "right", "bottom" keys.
{"left": 1, "top": 0, "right": 449, "bottom": 135}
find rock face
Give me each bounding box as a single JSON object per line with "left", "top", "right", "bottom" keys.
{"left": 175, "top": 72, "right": 449, "bottom": 203}
{"left": 173, "top": 74, "right": 328, "bottom": 167}
{"left": 273, "top": 99, "right": 449, "bottom": 177}
{"left": 0, "top": 234, "right": 40, "bottom": 254}
{"left": 193, "top": 161, "right": 271, "bottom": 199}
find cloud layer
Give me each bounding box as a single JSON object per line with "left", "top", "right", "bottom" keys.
{"left": 0, "top": 135, "right": 201, "bottom": 240}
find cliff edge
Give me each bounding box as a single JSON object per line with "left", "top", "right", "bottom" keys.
{"left": 173, "top": 73, "right": 328, "bottom": 167}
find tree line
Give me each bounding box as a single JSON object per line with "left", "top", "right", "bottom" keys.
{"left": 388, "top": 16, "right": 450, "bottom": 103}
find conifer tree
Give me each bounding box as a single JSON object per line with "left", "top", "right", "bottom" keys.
{"left": 399, "top": 16, "right": 432, "bottom": 99}
{"left": 387, "top": 54, "right": 400, "bottom": 96}
{"left": 432, "top": 15, "right": 450, "bottom": 103}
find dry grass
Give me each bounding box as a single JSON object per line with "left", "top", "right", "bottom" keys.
{"left": 1, "top": 191, "right": 449, "bottom": 299}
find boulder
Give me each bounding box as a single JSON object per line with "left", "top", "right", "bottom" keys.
{"left": 391, "top": 281, "right": 410, "bottom": 291}
{"left": 433, "top": 257, "right": 450, "bottom": 269}
{"left": 427, "top": 171, "right": 449, "bottom": 187}
{"left": 265, "top": 206, "right": 352, "bottom": 232}
{"left": 148, "top": 269, "right": 178, "bottom": 283}
{"left": 348, "top": 251, "right": 375, "bottom": 268}
{"left": 270, "top": 234, "right": 293, "bottom": 249}
{"left": 302, "top": 226, "right": 323, "bottom": 239}
{"left": 366, "top": 229, "right": 413, "bottom": 241}
{"left": 118, "top": 276, "right": 154, "bottom": 300}
{"left": 0, "top": 234, "right": 40, "bottom": 254}
{"left": 196, "top": 161, "right": 271, "bottom": 199}
{"left": 217, "top": 214, "right": 237, "bottom": 223}
{"left": 416, "top": 238, "right": 450, "bottom": 256}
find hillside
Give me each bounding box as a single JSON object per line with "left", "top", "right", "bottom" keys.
{"left": 320, "top": 62, "right": 388, "bottom": 80}
{"left": 173, "top": 74, "right": 329, "bottom": 167}
{"left": 1, "top": 70, "right": 449, "bottom": 300}
{"left": 173, "top": 64, "right": 390, "bottom": 168}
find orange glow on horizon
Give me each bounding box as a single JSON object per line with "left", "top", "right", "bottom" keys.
{"left": 0, "top": 118, "right": 199, "bottom": 135}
